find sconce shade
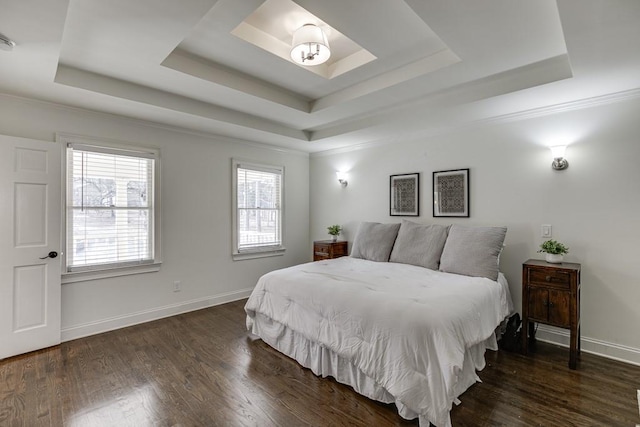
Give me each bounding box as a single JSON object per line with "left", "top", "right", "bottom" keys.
{"left": 550, "top": 145, "right": 569, "bottom": 170}
{"left": 291, "top": 24, "right": 330, "bottom": 65}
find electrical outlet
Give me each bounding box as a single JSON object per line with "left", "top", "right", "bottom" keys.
{"left": 541, "top": 224, "right": 552, "bottom": 238}
{"left": 173, "top": 280, "right": 181, "bottom": 292}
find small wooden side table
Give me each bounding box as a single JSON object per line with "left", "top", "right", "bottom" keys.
{"left": 522, "top": 259, "right": 581, "bottom": 369}
{"left": 313, "top": 240, "right": 348, "bottom": 261}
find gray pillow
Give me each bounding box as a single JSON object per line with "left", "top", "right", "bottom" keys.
{"left": 439, "top": 225, "right": 507, "bottom": 281}
{"left": 350, "top": 222, "right": 401, "bottom": 262}
{"left": 389, "top": 220, "right": 450, "bottom": 270}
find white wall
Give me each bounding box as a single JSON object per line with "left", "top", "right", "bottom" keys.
{"left": 0, "top": 95, "right": 310, "bottom": 340}
{"left": 310, "top": 95, "right": 640, "bottom": 365}
{"left": 3, "top": 91, "right": 639, "bottom": 364}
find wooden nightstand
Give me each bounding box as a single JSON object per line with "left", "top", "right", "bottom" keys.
{"left": 522, "top": 259, "right": 581, "bottom": 369}
{"left": 313, "top": 240, "right": 348, "bottom": 261}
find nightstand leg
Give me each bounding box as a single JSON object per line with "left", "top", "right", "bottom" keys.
{"left": 521, "top": 318, "right": 528, "bottom": 355}
{"left": 569, "top": 325, "right": 578, "bottom": 370}
{"left": 578, "top": 324, "right": 581, "bottom": 354}
{"left": 528, "top": 321, "right": 536, "bottom": 353}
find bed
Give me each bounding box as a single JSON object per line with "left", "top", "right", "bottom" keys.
{"left": 245, "top": 221, "right": 513, "bottom": 427}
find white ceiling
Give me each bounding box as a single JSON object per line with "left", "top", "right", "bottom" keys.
{"left": 1, "top": 0, "right": 639, "bottom": 153}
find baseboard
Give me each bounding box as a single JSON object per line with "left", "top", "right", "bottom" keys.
{"left": 535, "top": 325, "right": 640, "bottom": 367}
{"left": 61, "top": 288, "right": 253, "bottom": 342}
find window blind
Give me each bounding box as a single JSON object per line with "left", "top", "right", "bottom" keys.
{"left": 66, "top": 144, "right": 155, "bottom": 271}
{"left": 236, "top": 164, "right": 282, "bottom": 252}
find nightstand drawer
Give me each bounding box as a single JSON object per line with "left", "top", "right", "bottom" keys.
{"left": 315, "top": 245, "right": 329, "bottom": 255}
{"left": 331, "top": 244, "right": 347, "bottom": 256}
{"left": 529, "top": 269, "right": 570, "bottom": 286}
{"left": 313, "top": 240, "right": 348, "bottom": 261}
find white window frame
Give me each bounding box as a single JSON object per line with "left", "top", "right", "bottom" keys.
{"left": 232, "top": 159, "right": 285, "bottom": 261}
{"left": 58, "top": 133, "right": 162, "bottom": 283}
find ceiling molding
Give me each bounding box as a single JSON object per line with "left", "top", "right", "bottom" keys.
{"left": 54, "top": 64, "right": 310, "bottom": 142}
{"left": 310, "top": 86, "right": 640, "bottom": 158}
{"left": 310, "top": 48, "right": 460, "bottom": 112}
{"left": 162, "top": 49, "right": 311, "bottom": 112}
{"left": 308, "top": 54, "right": 573, "bottom": 142}
{"left": 479, "top": 87, "right": 640, "bottom": 126}
{"left": 0, "top": 92, "right": 311, "bottom": 157}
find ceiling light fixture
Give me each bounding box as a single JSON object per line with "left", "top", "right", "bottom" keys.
{"left": 290, "top": 24, "right": 330, "bottom": 66}
{"left": 0, "top": 34, "right": 15, "bottom": 52}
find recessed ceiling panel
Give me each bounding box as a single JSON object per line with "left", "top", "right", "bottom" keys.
{"left": 172, "top": 0, "right": 457, "bottom": 100}
{"left": 230, "top": 0, "right": 376, "bottom": 79}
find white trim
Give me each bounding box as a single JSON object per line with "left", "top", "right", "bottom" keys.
{"left": 482, "top": 87, "right": 640, "bottom": 126}
{"left": 535, "top": 325, "right": 640, "bottom": 367}
{"left": 56, "top": 132, "right": 160, "bottom": 157}
{"left": 62, "top": 262, "right": 162, "bottom": 284}
{"left": 232, "top": 248, "right": 286, "bottom": 261}
{"left": 61, "top": 288, "right": 253, "bottom": 342}
{"left": 67, "top": 143, "right": 157, "bottom": 159}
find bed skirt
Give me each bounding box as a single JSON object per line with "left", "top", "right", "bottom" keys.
{"left": 248, "top": 312, "right": 498, "bottom": 427}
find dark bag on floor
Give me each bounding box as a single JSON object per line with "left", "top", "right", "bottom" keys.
{"left": 500, "top": 313, "right": 522, "bottom": 352}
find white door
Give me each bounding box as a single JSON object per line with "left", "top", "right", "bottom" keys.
{"left": 0, "top": 135, "right": 62, "bottom": 359}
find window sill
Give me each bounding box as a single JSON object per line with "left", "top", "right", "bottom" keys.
{"left": 233, "top": 248, "right": 285, "bottom": 261}
{"left": 62, "top": 262, "right": 162, "bottom": 284}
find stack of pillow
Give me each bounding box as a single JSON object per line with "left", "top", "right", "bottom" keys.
{"left": 350, "top": 220, "right": 506, "bottom": 281}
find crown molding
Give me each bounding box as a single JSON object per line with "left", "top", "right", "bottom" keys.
{"left": 0, "top": 92, "right": 310, "bottom": 157}
{"left": 474, "top": 87, "right": 640, "bottom": 127}
{"left": 310, "top": 87, "right": 640, "bottom": 158}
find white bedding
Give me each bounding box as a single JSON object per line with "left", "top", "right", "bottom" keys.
{"left": 245, "top": 257, "right": 513, "bottom": 426}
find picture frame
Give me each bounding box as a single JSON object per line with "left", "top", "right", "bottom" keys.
{"left": 390, "top": 173, "right": 419, "bottom": 216}
{"left": 433, "top": 169, "right": 469, "bottom": 217}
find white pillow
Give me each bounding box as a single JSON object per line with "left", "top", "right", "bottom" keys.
{"left": 439, "top": 225, "right": 507, "bottom": 281}
{"left": 389, "top": 220, "right": 450, "bottom": 270}
{"left": 350, "top": 222, "right": 401, "bottom": 262}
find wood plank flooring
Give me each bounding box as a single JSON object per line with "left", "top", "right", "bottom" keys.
{"left": 1, "top": 299, "right": 639, "bottom": 426}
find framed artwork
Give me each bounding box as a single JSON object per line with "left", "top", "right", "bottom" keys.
{"left": 390, "top": 173, "right": 419, "bottom": 216}
{"left": 433, "top": 169, "right": 469, "bottom": 217}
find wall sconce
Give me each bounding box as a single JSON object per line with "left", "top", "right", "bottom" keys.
{"left": 0, "top": 34, "right": 16, "bottom": 51}
{"left": 550, "top": 145, "right": 569, "bottom": 170}
{"left": 336, "top": 172, "right": 348, "bottom": 187}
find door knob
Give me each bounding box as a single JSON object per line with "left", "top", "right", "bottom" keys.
{"left": 39, "top": 251, "right": 58, "bottom": 259}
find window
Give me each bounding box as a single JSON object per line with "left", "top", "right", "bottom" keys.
{"left": 61, "top": 135, "right": 161, "bottom": 281}
{"left": 232, "top": 159, "right": 285, "bottom": 260}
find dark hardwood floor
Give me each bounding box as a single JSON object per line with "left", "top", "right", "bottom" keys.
{"left": 1, "top": 299, "right": 638, "bottom": 426}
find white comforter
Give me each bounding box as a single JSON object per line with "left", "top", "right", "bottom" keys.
{"left": 245, "top": 257, "right": 513, "bottom": 426}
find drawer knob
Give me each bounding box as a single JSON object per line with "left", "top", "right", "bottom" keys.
{"left": 546, "top": 275, "right": 552, "bottom": 282}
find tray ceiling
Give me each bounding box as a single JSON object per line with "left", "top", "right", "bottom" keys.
{"left": 1, "top": 0, "right": 639, "bottom": 152}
